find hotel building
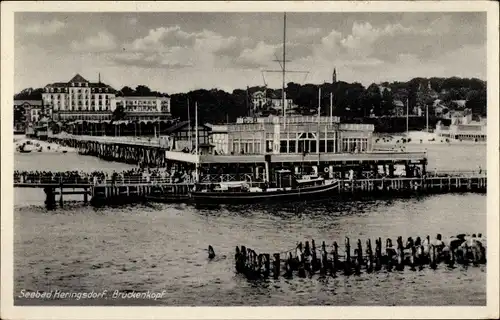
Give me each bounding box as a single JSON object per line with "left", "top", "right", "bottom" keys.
{"left": 42, "top": 74, "right": 117, "bottom": 121}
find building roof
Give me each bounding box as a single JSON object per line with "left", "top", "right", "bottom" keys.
{"left": 393, "top": 100, "right": 404, "bottom": 107}
{"left": 164, "top": 120, "right": 212, "bottom": 135}
{"left": 452, "top": 100, "right": 467, "bottom": 107}
{"left": 45, "top": 74, "right": 116, "bottom": 92}
{"left": 14, "top": 100, "right": 43, "bottom": 107}
{"left": 115, "top": 96, "right": 170, "bottom": 100}
{"left": 252, "top": 91, "right": 265, "bottom": 97}
{"left": 69, "top": 74, "right": 89, "bottom": 83}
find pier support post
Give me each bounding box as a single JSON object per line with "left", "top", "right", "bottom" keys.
{"left": 344, "top": 237, "right": 351, "bottom": 275}
{"left": 366, "top": 239, "right": 374, "bottom": 273}
{"left": 83, "top": 188, "right": 88, "bottom": 204}
{"left": 430, "top": 244, "right": 437, "bottom": 270}
{"left": 332, "top": 242, "right": 339, "bottom": 276}
{"left": 235, "top": 247, "right": 242, "bottom": 273}
{"left": 264, "top": 254, "right": 270, "bottom": 278}
{"left": 386, "top": 239, "right": 394, "bottom": 271}
{"left": 320, "top": 241, "right": 328, "bottom": 275}
{"left": 273, "top": 253, "right": 280, "bottom": 279}
{"left": 44, "top": 187, "right": 56, "bottom": 210}
{"left": 355, "top": 239, "right": 363, "bottom": 275}
{"left": 59, "top": 182, "right": 64, "bottom": 208}
{"left": 396, "top": 236, "right": 405, "bottom": 271}
{"left": 311, "top": 239, "right": 319, "bottom": 272}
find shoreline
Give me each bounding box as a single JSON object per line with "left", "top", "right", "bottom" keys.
{"left": 14, "top": 135, "right": 77, "bottom": 154}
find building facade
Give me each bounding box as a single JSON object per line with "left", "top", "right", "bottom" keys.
{"left": 13, "top": 100, "right": 43, "bottom": 132}
{"left": 209, "top": 124, "right": 229, "bottom": 154}
{"left": 226, "top": 116, "right": 373, "bottom": 155}
{"left": 42, "top": 74, "right": 116, "bottom": 121}
{"left": 251, "top": 91, "right": 294, "bottom": 112}
{"left": 435, "top": 109, "right": 486, "bottom": 142}
{"left": 110, "top": 96, "right": 171, "bottom": 120}
{"left": 165, "top": 120, "right": 211, "bottom": 152}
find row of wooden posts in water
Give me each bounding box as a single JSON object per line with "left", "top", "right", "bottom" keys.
{"left": 234, "top": 235, "right": 486, "bottom": 280}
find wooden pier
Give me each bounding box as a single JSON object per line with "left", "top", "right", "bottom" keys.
{"left": 14, "top": 172, "right": 486, "bottom": 209}
{"left": 234, "top": 235, "right": 486, "bottom": 280}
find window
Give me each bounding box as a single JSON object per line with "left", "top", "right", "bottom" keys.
{"left": 280, "top": 140, "right": 287, "bottom": 153}
{"left": 298, "top": 140, "right": 305, "bottom": 153}
{"left": 310, "top": 140, "right": 317, "bottom": 153}
{"left": 327, "top": 140, "right": 335, "bottom": 153}
{"left": 288, "top": 140, "right": 296, "bottom": 153}
{"left": 319, "top": 140, "right": 326, "bottom": 153}
{"left": 266, "top": 140, "right": 273, "bottom": 152}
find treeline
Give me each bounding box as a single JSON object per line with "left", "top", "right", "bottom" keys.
{"left": 14, "top": 77, "right": 487, "bottom": 125}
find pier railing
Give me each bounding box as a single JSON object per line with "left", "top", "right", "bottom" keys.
{"left": 427, "top": 170, "right": 486, "bottom": 177}
{"left": 51, "top": 133, "right": 164, "bottom": 148}
{"left": 13, "top": 169, "right": 486, "bottom": 187}
{"left": 13, "top": 176, "right": 191, "bottom": 186}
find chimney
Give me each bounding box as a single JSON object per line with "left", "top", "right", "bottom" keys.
{"left": 98, "top": 73, "right": 101, "bottom": 83}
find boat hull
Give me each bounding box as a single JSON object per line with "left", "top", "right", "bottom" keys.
{"left": 190, "top": 182, "right": 339, "bottom": 205}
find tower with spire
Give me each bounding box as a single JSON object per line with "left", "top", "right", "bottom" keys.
{"left": 332, "top": 68, "right": 337, "bottom": 84}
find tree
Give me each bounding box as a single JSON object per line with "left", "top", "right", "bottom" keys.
{"left": 119, "top": 86, "right": 135, "bottom": 96}
{"left": 111, "top": 105, "right": 126, "bottom": 121}
{"left": 365, "top": 83, "right": 382, "bottom": 116}
{"left": 135, "top": 85, "right": 152, "bottom": 96}
{"left": 381, "top": 88, "right": 394, "bottom": 116}
{"left": 466, "top": 89, "right": 487, "bottom": 116}
{"left": 14, "top": 87, "right": 44, "bottom": 100}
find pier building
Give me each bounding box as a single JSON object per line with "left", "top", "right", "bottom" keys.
{"left": 165, "top": 120, "right": 212, "bottom": 151}
{"left": 209, "top": 124, "right": 229, "bottom": 154}
{"left": 164, "top": 115, "right": 427, "bottom": 184}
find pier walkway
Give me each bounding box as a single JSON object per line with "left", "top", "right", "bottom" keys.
{"left": 50, "top": 133, "right": 165, "bottom": 148}
{"left": 13, "top": 169, "right": 486, "bottom": 209}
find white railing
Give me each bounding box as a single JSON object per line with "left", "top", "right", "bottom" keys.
{"left": 427, "top": 170, "right": 486, "bottom": 177}
{"left": 51, "top": 133, "right": 166, "bottom": 148}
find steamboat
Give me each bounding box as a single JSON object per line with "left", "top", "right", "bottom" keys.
{"left": 190, "top": 170, "right": 339, "bottom": 205}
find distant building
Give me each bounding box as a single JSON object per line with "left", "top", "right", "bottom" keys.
{"left": 13, "top": 100, "right": 43, "bottom": 132}
{"left": 251, "top": 91, "right": 294, "bottom": 113}
{"left": 110, "top": 96, "right": 171, "bottom": 121}
{"left": 393, "top": 100, "right": 405, "bottom": 117}
{"left": 433, "top": 99, "right": 448, "bottom": 117}
{"left": 435, "top": 108, "right": 486, "bottom": 142}
{"left": 251, "top": 91, "right": 268, "bottom": 110}
{"left": 42, "top": 74, "right": 117, "bottom": 121}
{"left": 451, "top": 100, "right": 467, "bottom": 109}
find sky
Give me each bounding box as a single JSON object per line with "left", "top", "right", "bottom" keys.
{"left": 14, "top": 12, "right": 486, "bottom": 94}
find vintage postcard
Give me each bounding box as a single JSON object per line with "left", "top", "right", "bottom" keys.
{"left": 1, "top": 1, "right": 499, "bottom": 319}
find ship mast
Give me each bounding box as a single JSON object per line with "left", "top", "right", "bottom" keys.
{"left": 262, "top": 13, "right": 308, "bottom": 122}
{"left": 282, "top": 12, "right": 286, "bottom": 121}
